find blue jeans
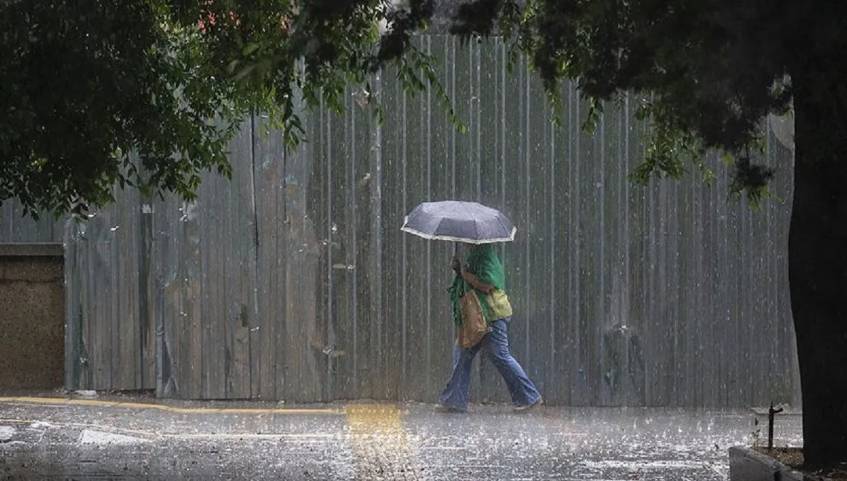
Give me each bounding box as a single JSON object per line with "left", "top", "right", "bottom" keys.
{"left": 439, "top": 318, "right": 541, "bottom": 411}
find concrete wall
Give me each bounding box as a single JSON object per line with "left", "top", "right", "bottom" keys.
{"left": 0, "top": 244, "right": 64, "bottom": 390}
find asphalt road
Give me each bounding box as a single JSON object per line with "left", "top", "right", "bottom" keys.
{"left": 0, "top": 395, "right": 802, "bottom": 480}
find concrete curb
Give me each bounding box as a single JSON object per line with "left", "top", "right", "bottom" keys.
{"left": 729, "top": 446, "right": 826, "bottom": 481}
{"left": 0, "top": 243, "right": 63, "bottom": 257}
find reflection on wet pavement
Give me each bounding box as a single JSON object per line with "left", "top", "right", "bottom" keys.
{"left": 0, "top": 397, "right": 802, "bottom": 480}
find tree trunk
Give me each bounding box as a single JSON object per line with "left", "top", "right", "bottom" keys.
{"left": 788, "top": 65, "right": 847, "bottom": 469}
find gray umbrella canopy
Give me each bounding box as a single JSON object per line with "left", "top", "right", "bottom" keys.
{"left": 400, "top": 201, "right": 516, "bottom": 244}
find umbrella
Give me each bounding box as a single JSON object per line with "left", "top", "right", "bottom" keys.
{"left": 400, "top": 201, "right": 516, "bottom": 244}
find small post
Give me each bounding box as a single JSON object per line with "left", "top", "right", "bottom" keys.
{"left": 767, "top": 401, "right": 783, "bottom": 450}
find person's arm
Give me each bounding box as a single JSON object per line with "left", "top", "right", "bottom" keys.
{"left": 460, "top": 266, "right": 494, "bottom": 294}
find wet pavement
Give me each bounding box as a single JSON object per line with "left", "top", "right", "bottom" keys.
{"left": 0, "top": 394, "right": 802, "bottom": 480}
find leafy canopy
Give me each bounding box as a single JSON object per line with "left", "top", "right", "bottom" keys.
{"left": 1, "top": 0, "right": 817, "bottom": 216}
{"left": 1, "top": 0, "right": 443, "bottom": 216}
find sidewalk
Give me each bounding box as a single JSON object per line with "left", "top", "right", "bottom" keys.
{"left": 0, "top": 393, "right": 802, "bottom": 480}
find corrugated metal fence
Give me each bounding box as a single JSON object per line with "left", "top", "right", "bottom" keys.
{"left": 1, "top": 36, "right": 799, "bottom": 407}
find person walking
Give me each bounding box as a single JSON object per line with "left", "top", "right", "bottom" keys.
{"left": 438, "top": 244, "right": 542, "bottom": 413}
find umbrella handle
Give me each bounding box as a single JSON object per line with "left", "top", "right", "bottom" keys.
{"left": 451, "top": 243, "right": 461, "bottom": 276}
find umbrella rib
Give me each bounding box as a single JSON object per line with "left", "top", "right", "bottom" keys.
{"left": 495, "top": 215, "right": 516, "bottom": 241}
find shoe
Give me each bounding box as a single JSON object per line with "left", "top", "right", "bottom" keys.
{"left": 513, "top": 397, "right": 542, "bottom": 413}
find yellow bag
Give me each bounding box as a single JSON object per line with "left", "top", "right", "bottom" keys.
{"left": 486, "top": 289, "right": 513, "bottom": 319}
{"left": 457, "top": 290, "right": 491, "bottom": 349}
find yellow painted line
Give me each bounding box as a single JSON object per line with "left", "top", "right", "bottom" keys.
{"left": 0, "top": 397, "right": 343, "bottom": 415}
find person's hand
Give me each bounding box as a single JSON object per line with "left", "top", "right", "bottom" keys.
{"left": 451, "top": 257, "right": 461, "bottom": 275}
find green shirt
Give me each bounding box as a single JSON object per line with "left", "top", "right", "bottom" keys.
{"left": 450, "top": 245, "right": 513, "bottom": 325}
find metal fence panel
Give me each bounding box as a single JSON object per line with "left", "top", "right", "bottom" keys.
{"left": 0, "top": 200, "right": 63, "bottom": 243}
{"left": 62, "top": 186, "right": 153, "bottom": 391}
{"left": 3, "top": 35, "right": 798, "bottom": 406}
